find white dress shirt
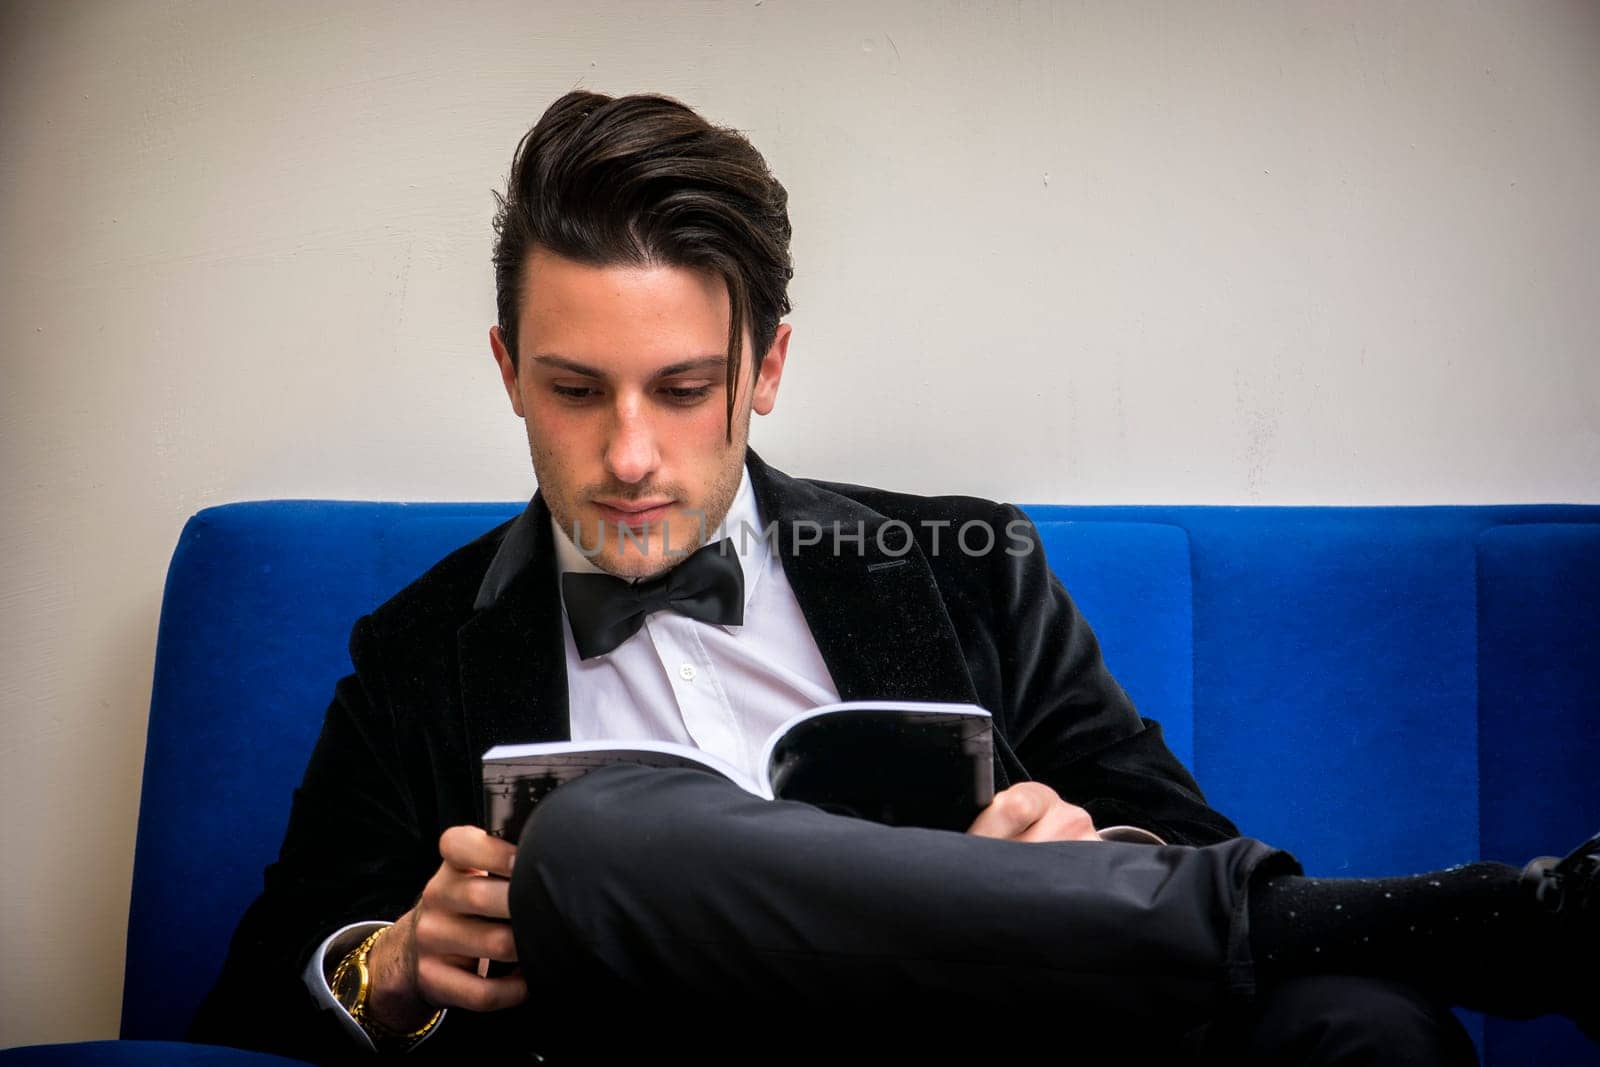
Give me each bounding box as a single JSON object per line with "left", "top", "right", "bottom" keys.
{"left": 557, "top": 465, "right": 842, "bottom": 776}
{"left": 303, "top": 463, "right": 1159, "bottom": 1050}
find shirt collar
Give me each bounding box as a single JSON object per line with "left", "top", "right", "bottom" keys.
{"left": 548, "top": 464, "right": 768, "bottom": 621}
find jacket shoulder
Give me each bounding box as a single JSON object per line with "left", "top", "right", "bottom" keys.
{"left": 799, "top": 475, "right": 1017, "bottom": 529}
{"left": 797, "top": 475, "right": 1034, "bottom": 573}
{"left": 358, "top": 514, "right": 517, "bottom": 643}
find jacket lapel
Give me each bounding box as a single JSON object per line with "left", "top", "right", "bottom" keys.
{"left": 456, "top": 491, "right": 571, "bottom": 819}
{"left": 745, "top": 449, "right": 981, "bottom": 707}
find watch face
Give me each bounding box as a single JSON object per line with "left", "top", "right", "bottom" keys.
{"left": 331, "top": 961, "right": 362, "bottom": 1007}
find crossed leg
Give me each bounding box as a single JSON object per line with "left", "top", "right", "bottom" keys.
{"left": 507, "top": 763, "right": 1475, "bottom": 1064}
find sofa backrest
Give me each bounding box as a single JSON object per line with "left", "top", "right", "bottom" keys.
{"left": 126, "top": 501, "right": 1600, "bottom": 1065}
{"left": 126, "top": 503, "right": 522, "bottom": 1043}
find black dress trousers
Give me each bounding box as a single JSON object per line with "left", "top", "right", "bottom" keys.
{"left": 506, "top": 763, "right": 1475, "bottom": 1065}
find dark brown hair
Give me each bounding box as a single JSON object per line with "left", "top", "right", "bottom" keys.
{"left": 492, "top": 91, "right": 794, "bottom": 438}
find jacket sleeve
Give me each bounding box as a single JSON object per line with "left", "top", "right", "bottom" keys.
{"left": 990, "top": 505, "right": 1241, "bottom": 847}
{"left": 186, "top": 613, "right": 443, "bottom": 1064}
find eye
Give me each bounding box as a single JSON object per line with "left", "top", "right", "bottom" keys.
{"left": 552, "top": 384, "right": 600, "bottom": 401}
{"left": 659, "top": 384, "right": 714, "bottom": 404}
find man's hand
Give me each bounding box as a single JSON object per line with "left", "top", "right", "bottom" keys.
{"left": 364, "top": 825, "right": 527, "bottom": 1031}
{"left": 965, "top": 782, "right": 1100, "bottom": 842}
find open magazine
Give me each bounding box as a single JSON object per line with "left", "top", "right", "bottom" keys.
{"left": 482, "top": 700, "right": 995, "bottom": 843}
{"left": 474, "top": 700, "right": 994, "bottom": 978}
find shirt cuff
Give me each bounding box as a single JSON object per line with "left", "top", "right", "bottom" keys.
{"left": 303, "top": 920, "right": 448, "bottom": 1053}
{"left": 1095, "top": 824, "right": 1167, "bottom": 845}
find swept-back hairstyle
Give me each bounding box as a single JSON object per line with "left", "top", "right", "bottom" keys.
{"left": 492, "top": 91, "right": 794, "bottom": 439}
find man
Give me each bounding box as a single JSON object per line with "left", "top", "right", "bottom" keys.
{"left": 188, "top": 91, "right": 1596, "bottom": 1065}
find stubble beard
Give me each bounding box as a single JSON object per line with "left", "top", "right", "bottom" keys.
{"left": 530, "top": 418, "right": 750, "bottom": 582}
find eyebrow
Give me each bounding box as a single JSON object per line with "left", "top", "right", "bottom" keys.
{"left": 528, "top": 354, "right": 729, "bottom": 379}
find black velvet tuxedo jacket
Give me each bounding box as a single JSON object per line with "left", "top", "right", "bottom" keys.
{"left": 188, "top": 448, "right": 1241, "bottom": 1064}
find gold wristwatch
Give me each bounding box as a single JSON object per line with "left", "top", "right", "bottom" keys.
{"left": 330, "top": 926, "right": 443, "bottom": 1050}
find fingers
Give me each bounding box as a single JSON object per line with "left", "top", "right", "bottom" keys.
{"left": 966, "top": 782, "right": 1049, "bottom": 838}
{"left": 417, "top": 954, "right": 529, "bottom": 1013}
{"left": 426, "top": 826, "right": 513, "bottom": 921}
{"left": 964, "top": 805, "right": 1017, "bottom": 839}
{"left": 966, "top": 783, "right": 1099, "bottom": 842}
{"left": 439, "top": 824, "right": 518, "bottom": 879}
{"left": 414, "top": 909, "right": 519, "bottom": 963}
{"left": 377, "top": 826, "right": 530, "bottom": 1017}
{"left": 1016, "top": 802, "right": 1098, "bottom": 842}
{"left": 430, "top": 866, "right": 513, "bottom": 921}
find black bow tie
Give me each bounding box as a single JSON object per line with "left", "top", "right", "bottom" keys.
{"left": 561, "top": 538, "right": 745, "bottom": 660}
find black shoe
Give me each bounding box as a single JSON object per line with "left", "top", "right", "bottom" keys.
{"left": 1522, "top": 829, "right": 1600, "bottom": 1040}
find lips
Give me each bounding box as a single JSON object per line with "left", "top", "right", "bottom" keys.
{"left": 592, "top": 500, "right": 676, "bottom": 526}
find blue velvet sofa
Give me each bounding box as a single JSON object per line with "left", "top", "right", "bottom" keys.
{"left": 5, "top": 501, "right": 1597, "bottom": 1065}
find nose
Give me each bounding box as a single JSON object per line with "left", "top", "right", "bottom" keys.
{"left": 603, "top": 395, "right": 659, "bottom": 485}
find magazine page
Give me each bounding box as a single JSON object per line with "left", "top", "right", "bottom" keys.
{"left": 757, "top": 701, "right": 995, "bottom": 831}
{"left": 482, "top": 739, "right": 757, "bottom": 841}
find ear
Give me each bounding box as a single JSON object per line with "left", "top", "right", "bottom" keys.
{"left": 751, "top": 322, "right": 791, "bottom": 416}
{"left": 490, "top": 325, "right": 525, "bottom": 418}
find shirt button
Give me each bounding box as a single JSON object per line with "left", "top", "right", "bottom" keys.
{"left": 679, "top": 663, "right": 697, "bottom": 682}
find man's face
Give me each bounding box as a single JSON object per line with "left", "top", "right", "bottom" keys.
{"left": 491, "top": 245, "right": 789, "bottom": 580}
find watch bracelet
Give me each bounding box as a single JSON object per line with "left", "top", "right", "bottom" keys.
{"left": 332, "top": 926, "right": 443, "bottom": 1046}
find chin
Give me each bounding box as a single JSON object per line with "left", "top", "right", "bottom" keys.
{"left": 618, "top": 507, "right": 708, "bottom": 554}
{"left": 595, "top": 548, "right": 675, "bottom": 581}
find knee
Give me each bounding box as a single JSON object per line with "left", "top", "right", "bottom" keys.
{"left": 507, "top": 764, "right": 734, "bottom": 991}
{"left": 516, "top": 761, "right": 643, "bottom": 872}
{"left": 510, "top": 761, "right": 750, "bottom": 935}
{"left": 1223, "top": 975, "right": 1478, "bottom": 1066}
{"left": 515, "top": 762, "right": 735, "bottom": 874}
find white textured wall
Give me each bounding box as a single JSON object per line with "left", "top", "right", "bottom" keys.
{"left": 3, "top": 0, "right": 1598, "bottom": 1047}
